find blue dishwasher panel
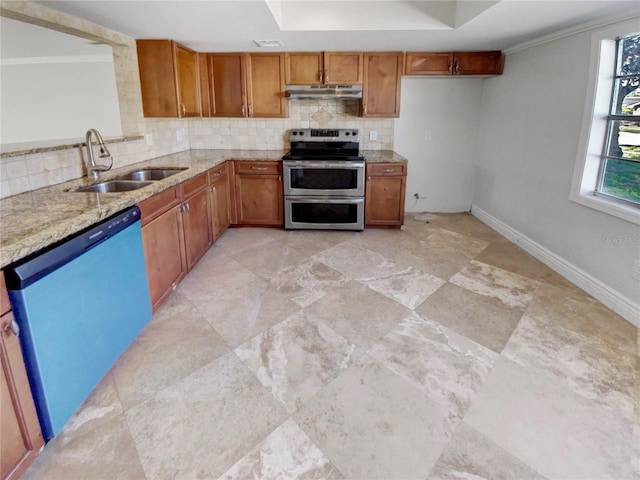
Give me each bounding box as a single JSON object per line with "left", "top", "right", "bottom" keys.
{"left": 8, "top": 209, "right": 152, "bottom": 441}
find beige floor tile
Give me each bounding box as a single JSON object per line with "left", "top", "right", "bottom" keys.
{"left": 198, "top": 277, "right": 301, "bottom": 348}
{"left": 23, "top": 374, "right": 144, "bottom": 480}
{"left": 416, "top": 282, "right": 524, "bottom": 353}
{"left": 364, "top": 268, "right": 445, "bottom": 309}
{"left": 450, "top": 260, "right": 541, "bottom": 310}
{"left": 313, "top": 240, "right": 410, "bottom": 281}
{"left": 269, "top": 257, "right": 349, "bottom": 308}
{"left": 368, "top": 314, "right": 498, "bottom": 431}
{"left": 211, "top": 227, "right": 281, "bottom": 256}
{"left": 305, "top": 280, "right": 411, "bottom": 349}
{"left": 293, "top": 354, "right": 451, "bottom": 480}
{"left": 232, "top": 240, "right": 311, "bottom": 279}
{"left": 464, "top": 358, "right": 636, "bottom": 480}
{"left": 111, "top": 303, "right": 229, "bottom": 410}
{"left": 503, "top": 312, "right": 636, "bottom": 412}
{"left": 219, "top": 418, "right": 344, "bottom": 480}
{"left": 409, "top": 212, "right": 505, "bottom": 242}
{"left": 282, "top": 229, "right": 357, "bottom": 256}
{"left": 527, "top": 282, "right": 637, "bottom": 356}
{"left": 428, "top": 422, "right": 545, "bottom": 480}
{"left": 234, "top": 311, "right": 357, "bottom": 413}
{"left": 126, "top": 352, "right": 288, "bottom": 479}
{"left": 473, "top": 239, "right": 556, "bottom": 282}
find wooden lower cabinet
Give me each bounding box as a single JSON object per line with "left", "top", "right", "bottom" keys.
{"left": 1, "top": 273, "right": 44, "bottom": 480}
{"left": 365, "top": 163, "right": 407, "bottom": 228}
{"left": 141, "top": 202, "right": 187, "bottom": 312}
{"left": 180, "top": 173, "right": 212, "bottom": 271}
{"left": 232, "top": 161, "right": 283, "bottom": 226}
{"left": 208, "top": 163, "right": 231, "bottom": 241}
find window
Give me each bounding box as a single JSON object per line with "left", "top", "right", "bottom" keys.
{"left": 571, "top": 21, "right": 640, "bottom": 224}
{"left": 597, "top": 34, "right": 640, "bottom": 205}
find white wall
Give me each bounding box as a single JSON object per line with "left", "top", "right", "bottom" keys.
{"left": 394, "top": 77, "right": 483, "bottom": 213}
{"left": 474, "top": 28, "right": 640, "bottom": 312}
{"left": 1, "top": 61, "right": 122, "bottom": 144}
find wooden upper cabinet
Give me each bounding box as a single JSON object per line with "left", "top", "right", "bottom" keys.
{"left": 285, "top": 53, "right": 323, "bottom": 84}
{"left": 324, "top": 52, "right": 363, "bottom": 84}
{"left": 404, "top": 51, "right": 504, "bottom": 75}
{"left": 208, "top": 53, "right": 247, "bottom": 117}
{"left": 453, "top": 51, "right": 504, "bottom": 75}
{"left": 286, "top": 52, "right": 363, "bottom": 85}
{"left": 361, "top": 52, "right": 403, "bottom": 118}
{"left": 405, "top": 52, "right": 454, "bottom": 75}
{"left": 246, "top": 53, "right": 287, "bottom": 118}
{"left": 136, "top": 39, "right": 201, "bottom": 118}
{"left": 197, "top": 53, "right": 211, "bottom": 117}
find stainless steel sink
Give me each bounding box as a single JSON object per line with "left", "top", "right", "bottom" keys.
{"left": 75, "top": 180, "right": 153, "bottom": 193}
{"left": 115, "top": 168, "right": 188, "bottom": 182}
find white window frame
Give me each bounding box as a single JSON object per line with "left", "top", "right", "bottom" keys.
{"left": 571, "top": 19, "right": 640, "bottom": 225}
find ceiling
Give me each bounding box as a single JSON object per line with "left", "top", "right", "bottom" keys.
{"left": 27, "top": 0, "right": 640, "bottom": 53}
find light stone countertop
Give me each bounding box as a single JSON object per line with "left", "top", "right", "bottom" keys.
{"left": 0, "top": 149, "right": 407, "bottom": 268}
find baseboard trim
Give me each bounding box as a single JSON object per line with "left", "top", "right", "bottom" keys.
{"left": 471, "top": 205, "right": 639, "bottom": 328}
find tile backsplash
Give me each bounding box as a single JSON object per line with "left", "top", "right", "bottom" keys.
{"left": 0, "top": 101, "right": 393, "bottom": 199}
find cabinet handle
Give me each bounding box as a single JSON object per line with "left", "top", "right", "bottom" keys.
{"left": 181, "top": 102, "right": 186, "bottom": 116}
{"left": 454, "top": 61, "right": 459, "bottom": 74}
{"left": 241, "top": 104, "right": 246, "bottom": 116}
{"left": 319, "top": 70, "right": 323, "bottom": 83}
{"left": 251, "top": 166, "right": 269, "bottom": 171}
{"left": 248, "top": 104, "right": 254, "bottom": 116}
{"left": 186, "top": 202, "right": 190, "bottom": 211}
{"left": 210, "top": 186, "right": 216, "bottom": 192}
{"left": 325, "top": 69, "right": 329, "bottom": 83}
{"left": 448, "top": 62, "right": 453, "bottom": 74}
{"left": 367, "top": 176, "right": 371, "bottom": 181}
{"left": 3, "top": 319, "right": 20, "bottom": 337}
{"left": 381, "top": 168, "right": 396, "bottom": 173}
{"left": 214, "top": 170, "right": 223, "bottom": 177}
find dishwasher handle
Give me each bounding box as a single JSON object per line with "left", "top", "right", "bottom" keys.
{"left": 5, "top": 206, "right": 141, "bottom": 290}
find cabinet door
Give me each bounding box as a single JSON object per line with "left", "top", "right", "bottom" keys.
{"left": 136, "top": 39, "right": 179, "bottom": 117}
{"left": 324, "top": 52, "right": 363, "bottom": 84}
{"left": 286, "top": 53, "right": 323, "bottom": 85}
{"left": 209, "top": 53, "right": 247, "bottom": 117}
{"left": 365, "top": 163, "right": 407, "bottom": 228}
{"left": 175, "top": 44, "right": 201, "bottom": 117}
{"left": 361, "top": 52, "right": 403, "bottom": 118}
{"left": 235, "top": 174, "right": 283, "bottom": 226}
{"left": 198, "top": 53, "right": 211, "bottom": 117}
{"left": 142, "top": 205, "right": 186, "bottom": 312}
{"left": 404, "top": 52, "right": 453, "bottom": 75}
{"left": 181, "top": 188, "right": 212, "bottom": 270}
{"left": 246, "top": 53, "right": 288, "bottom": 118}
{"left": 1, "top": 312, "right": 44, "bottom": 480}
{"left": 209, "top": 167, "right": 231, "bottom": 241}
{"left": 453, "top": 51, "right": 504, "bottom": 75}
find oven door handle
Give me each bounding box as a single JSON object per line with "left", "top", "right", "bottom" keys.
{"left": 284, "top": 161, "right": 365, "bottom": 169}
{"left": 286, "top": 196, "right": 364, "bottom": 204}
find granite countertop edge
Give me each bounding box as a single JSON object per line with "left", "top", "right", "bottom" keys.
{"left": 0, "top": 149, "right": 407, "bottom": 268}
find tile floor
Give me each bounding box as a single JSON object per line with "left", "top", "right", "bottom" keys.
{"left": 22, "top": 213, "right": 639, "bottom": 480}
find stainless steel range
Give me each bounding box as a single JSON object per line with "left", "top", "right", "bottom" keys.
{"left": 283, "top": 129, "right": 365, "bottom": 231}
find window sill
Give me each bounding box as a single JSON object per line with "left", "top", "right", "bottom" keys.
{"left": 570, "top": 190, "right": 640, "bottom": 225}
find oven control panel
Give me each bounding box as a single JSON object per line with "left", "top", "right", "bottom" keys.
{"left": 290, "top": 129, "right": 359, "bottom": 142}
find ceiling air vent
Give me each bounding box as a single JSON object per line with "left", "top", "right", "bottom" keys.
{"left": 253, "top": 39, "right": 284, "bottom": 48}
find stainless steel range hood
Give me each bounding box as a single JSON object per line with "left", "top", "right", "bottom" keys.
{"left": 285, "top": 84, "right": 363, "bottom": 100}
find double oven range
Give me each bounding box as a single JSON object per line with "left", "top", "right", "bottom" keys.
{"left": 282, "top": 129, "right": 365, "bottom": 231}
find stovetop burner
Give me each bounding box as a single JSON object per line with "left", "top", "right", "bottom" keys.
{"left": 284, "top": 128, "right": 363, "bottom": 162}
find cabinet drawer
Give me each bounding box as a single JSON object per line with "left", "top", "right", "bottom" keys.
{"left": 181, "top": 172, "right": 208, "bottom": 199}
{"left": 234, "top": 161, "right": 281, "bottom": 175}
{"left": 1, "top": 271, "right": 10, "bottom": 315}
{"left": 367, "top": 163, "right": 406, "bottom": 176}
{"left": 208, "top": 163, "right": 228, "bottom": 183}
{"left": 139, "top": 185, "right": 181, "bottom": 225}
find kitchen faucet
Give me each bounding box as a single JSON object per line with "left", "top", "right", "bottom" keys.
{"left": 85, "top": 128, "right": 113, "bottom": 179}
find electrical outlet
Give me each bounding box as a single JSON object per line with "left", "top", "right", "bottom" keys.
{"left": 176, "top": 130, "right": 183, "bottom": 142}
{"left": 632, "top": 259, "right": 640, "bottom": 281}
{"left": 145, "top": 134, "right": 153, "bottom": 146}
{"left": 369, "top": 130, "right": 378, "bottom": 141}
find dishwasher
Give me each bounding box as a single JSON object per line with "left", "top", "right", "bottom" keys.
{"left": 5, "top": 206, "right": 152, "bottom": 441}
